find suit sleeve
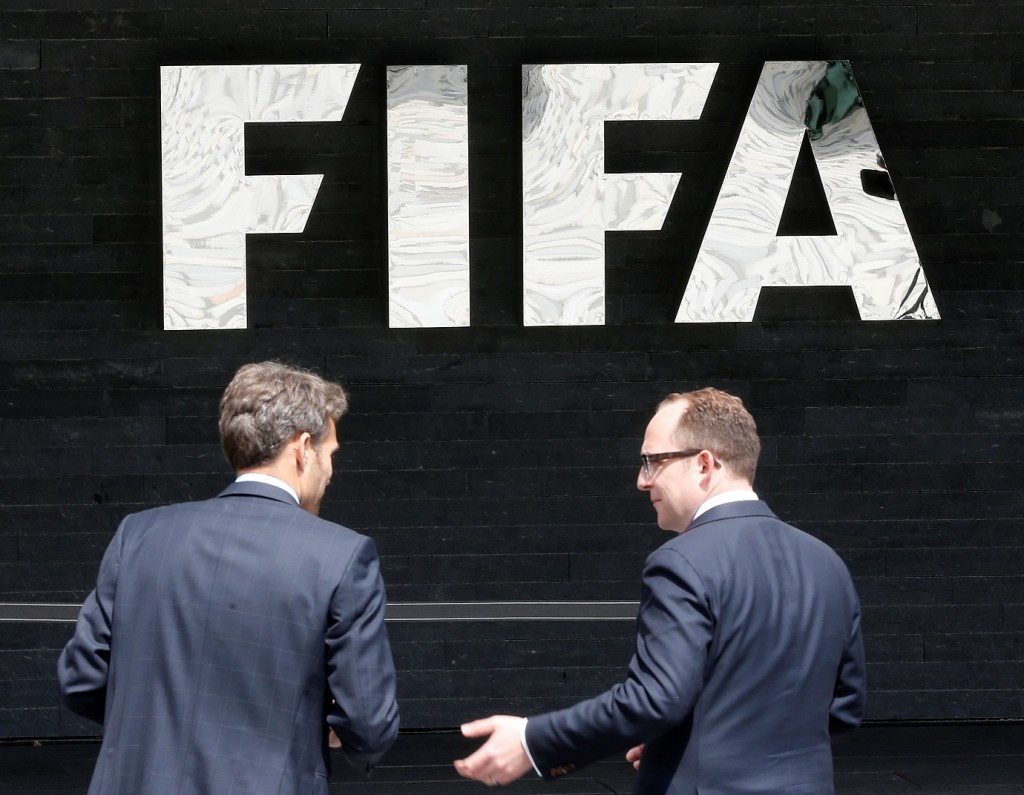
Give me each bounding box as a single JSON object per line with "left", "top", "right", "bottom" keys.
{"left": 56, "top": 519, "right": 126, "bottom": 724}
{"left": 829, "top": 594, "right": 867, "bottom": 734}
{"left": 325, "top": 536, "right": 399, "bottom": 772}
{"left": 525, "top": 546, "right": 711, "bottom": 778}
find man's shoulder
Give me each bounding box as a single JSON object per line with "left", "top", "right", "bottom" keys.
{"left": 123, "top": 489, "right": 364, "bottom": 542}
{"left": 658, "top": 501, "right": 822, "bottom": 560}
{"left": 651, "top": 503, "right": 858, "bottom": 605}
{"left": 676, "top": 500, "right": 854, "bottom": 580}
{"left": 122, "top": 498, "right": 212, "bottom": 524}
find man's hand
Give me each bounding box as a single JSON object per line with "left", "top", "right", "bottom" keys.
{"left": 453, "top": 715, "right": 533, "bottom": 786}
{"left": 626, "top": 743, "right": 644, "bottom": 770}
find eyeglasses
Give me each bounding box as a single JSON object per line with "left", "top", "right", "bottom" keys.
{"left": 639, "top": 449, "right": 704, "bottom": 480}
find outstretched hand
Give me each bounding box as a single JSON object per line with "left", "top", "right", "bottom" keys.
{"left": 453, "top": 715, "right": 534, "bottom": 786}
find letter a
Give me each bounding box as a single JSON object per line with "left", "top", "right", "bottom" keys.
{"left": 677, "top": 61, "right": 938, "bottom": 322}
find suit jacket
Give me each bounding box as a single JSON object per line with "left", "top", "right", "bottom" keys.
{"left": 57, "top": 481, "right": 399, "bottom": 795}
{"left": 525, "top": 500, "right": 866, "bottom": 795}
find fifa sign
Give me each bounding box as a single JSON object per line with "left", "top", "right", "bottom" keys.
{"left": 160, "top": 61, "right": 938, "bottom": 330}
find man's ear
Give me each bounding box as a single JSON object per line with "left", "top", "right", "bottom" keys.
{"left": 294, "top": 431, "right": 313, "bottom": 471}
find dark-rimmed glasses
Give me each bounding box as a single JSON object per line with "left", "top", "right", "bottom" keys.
{"left": 639, "top": 449, "right": 704, "bottom": 480}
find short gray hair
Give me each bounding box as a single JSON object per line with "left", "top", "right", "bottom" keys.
{"left": 219, "top": 361, "right": 349, "bottom": 471}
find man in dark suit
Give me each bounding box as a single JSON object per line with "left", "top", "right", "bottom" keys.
{"left": 58, "top": 361, "right": 399, "bottom": 795}
{"left": 455, "top": 387, "right": 865, "bottom": 794}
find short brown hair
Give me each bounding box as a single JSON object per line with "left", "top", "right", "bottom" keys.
{"left": 219, "top": 361, "right": 349, "bottom": 471}
{"left": 658, "top": 388, "right": 761, "bottom": 483}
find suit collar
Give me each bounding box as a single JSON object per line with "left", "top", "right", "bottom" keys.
{"left": 217, "top": 479, "right": 299, "bottom": 506}
{"left": 686, "top": 499, "right": 776, "bottom": 532}
{"left": 693, "top": 489, "right": 759, "bottom": 521}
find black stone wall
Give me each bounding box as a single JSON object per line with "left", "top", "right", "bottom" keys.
{"left": 2, "top": 1, "right": 1023, "bottom": 738}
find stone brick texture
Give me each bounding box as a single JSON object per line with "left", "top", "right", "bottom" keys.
{"left": 2, "top": 1, "right": 1024, "bottom": 737}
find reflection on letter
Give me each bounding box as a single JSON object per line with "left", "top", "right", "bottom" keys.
{"left": 677, "top": 60, "right": 938, "bottom": 322}
{"left": 161, "top": 64, "right": 359, "bottom": 330}
{"left": 522, "top": 63, "right": 718, "bottom": 326}
{"left": 387, "top": 65, "right": 470, "bottom": 328}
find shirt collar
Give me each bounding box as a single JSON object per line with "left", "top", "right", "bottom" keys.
{"left": 234, "top": 473, "right": 299, "bottom": 505}
{"left": 693, "top": 488, "right": 759, "bottom": 520}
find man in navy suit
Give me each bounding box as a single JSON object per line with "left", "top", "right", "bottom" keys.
{"left": 58, "top": 361, "right": 399, "bottom": 795}
{"left": 455, "top": 387, "right": 865, "bottom": 794}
